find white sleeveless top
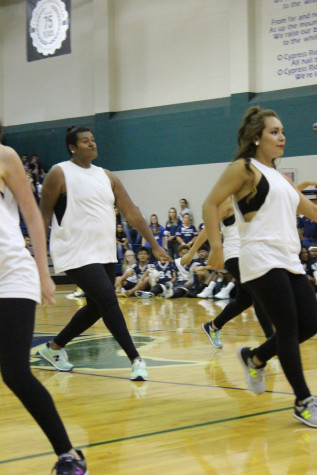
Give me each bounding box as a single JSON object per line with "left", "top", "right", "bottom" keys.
{"left": 0, "top": 188, "right": 41, "bottom": 302}
{"left": 220, "top": 218, "right": 240, "bottom": 262}
{"left": 50, "top": 161, "right": 117, "bottom": 274}
{"left": 233, "top": 158, "right": 304, "bottom": 283}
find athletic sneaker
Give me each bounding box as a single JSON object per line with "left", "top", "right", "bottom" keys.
{"left": 197, "top": 287, "right": 213, "bottom": 299}
{"left": 294, "top": 396, "right": 317, "bottom": 428}
{"left": 66, "top": 289, "right": 86, "bottom": 300}
{"left": 213, "top": 288, "right": 231, "bottom": 300}
{"left": 134, "top": 291, "right": 155, "bottom": 298}
{"left": 52, "top": 450, "right": 88, "bottom": 474}
{"left": 130, "top": 358, "right": 148, "bottom": 381}
{"left": 238, "top": 347, "right": 266, "bottom": 395}
{"left": 202, "top": 322, "right": 223, "bottom": 349}
{"left": 39, "top": 342, "right": 74, "bottom": 372}
{"left": 162, "top": 282, "right": 174, "bottom": 299}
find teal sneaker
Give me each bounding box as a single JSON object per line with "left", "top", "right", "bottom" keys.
{"left": 39, "top": 342, "right": 74, "bottom": 372}
{"left": 130, "top": 358, "right": 148, "bottom": 381}
{"left": 202, "top": 322, "right": 223, "bottom": 349}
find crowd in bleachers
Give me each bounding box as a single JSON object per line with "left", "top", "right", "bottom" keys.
{"left": 113, "top": 191, "right": 317, "bottom": 300}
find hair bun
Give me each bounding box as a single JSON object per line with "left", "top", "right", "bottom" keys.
{"left": 244, "top": 106, "right": 261, "bottom": 124}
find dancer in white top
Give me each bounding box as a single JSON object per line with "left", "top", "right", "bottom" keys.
{"left": 39, "top": 126, "right": 170, "bottom": 381}
{"left": 182, "top": 199, "right": 274, "bottom": 349}
{"left": 203, "top": 106, "right": 317, "bottom": 428}
{"left": 0, "top": 124, "right": 88, "bottom": 474}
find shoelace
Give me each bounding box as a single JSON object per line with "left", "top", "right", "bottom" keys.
{"left": 304, "top": 396, "right": 317, "bottom": 409}
{"left": 135, "top": 359, "right": 144, "bottom": 369}
{"left": 248, "top": 366, "right": 265, "bottom": 380}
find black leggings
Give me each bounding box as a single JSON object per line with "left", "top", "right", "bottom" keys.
{"left": 213, "top": 258, "right": 274, "bottom": 338}
{"left": 55, "top": 263, "right": 139, "bottom": 362}
{"left": 245, "top": 269, "right": 317, "bottom": 401}
{"left": 0, "top": 299, "right": 72, "bottom": 455}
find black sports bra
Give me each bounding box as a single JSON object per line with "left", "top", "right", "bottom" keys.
{"left": 54, "top": 193, "right": 67, "bottom": 225}
{"left": 222, "top": 214, "right": 235, "bottom": 227}
{"left": 237, "top": 174, "right": 269, "bottom": 216}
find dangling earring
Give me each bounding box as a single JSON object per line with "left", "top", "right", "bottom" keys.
{"left": 71, "top": 150, "right": 75, "bottom": 154}
{"left": 255, "top": 141, "right": 260, "bottom": 146}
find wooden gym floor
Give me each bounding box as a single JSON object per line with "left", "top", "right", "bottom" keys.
{"left": 1, "top": 285, "right": 317, "bottom": 474}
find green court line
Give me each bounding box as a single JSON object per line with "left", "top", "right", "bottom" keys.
{"left": 0, "top": 406, "right": 292, "bottom": 465}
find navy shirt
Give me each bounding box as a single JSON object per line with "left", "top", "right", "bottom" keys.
{"left": 297, "top": 216, "right": 317, "bottom": 239}
{"left": 154, "top": 261, "right": 176, "bottom": 283}
{"left": 175, "top": 224, "right": 198, "bottom": 244}
{"left": 165, "top": 219, "right": 182, "bottom": 237}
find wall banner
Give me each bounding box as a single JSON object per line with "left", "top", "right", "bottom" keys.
{"left": 26, "top": 0, "right": 71, "bottom": 62}
{"left": 256, "top": 0, "right": 317, "bottom": 91}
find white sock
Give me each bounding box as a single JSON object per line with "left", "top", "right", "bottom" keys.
{"left": 207, "top": 281, "right": 216, "bottom": 290}
{"left": 222, "top": 281, "right": 235, "bottom": 296}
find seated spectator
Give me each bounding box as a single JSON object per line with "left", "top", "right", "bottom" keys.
{"left": 29, "top": 153, "right": 46, "bottom": 184}
{"left": 179, "top": 226, "right": 225, "bottom": 299}
{"left": 297, "top": 189, "right": 317, "bottom": 249}
{"left": 142, "top": 214, "right": 165, "bottom": 259}
{"left": 122, "top": 216, "right": 142, "bottom": 250}
{"left": 165, "top": 207, "right": 182, "bottom": 259}
{"left": 116, "top": 247, "right": 155, "bottom": 297}
{"left": 175, "top": 213, "right": 197, "bottom": 248}
{"left": 190, "top": 245, "right": 211, "bottom": 294}
{"left": 163, "top": 244, "right": 195, "bottom": 298}
{"left": 196, "top": 269, "right": 220, "bottom": 299}
{"left": 115, "top": 250, "right": 136, "bottom": 290}
{"left": 21, "top": 154, "right": 30, "bottom": 172}
{"left": 177, "top": 198, "right": 193, "bottom": 222}
{"left": 116, "top": 223, "right": 131, "bottom": 262}
{"left": 306, "top": 245, "right": 317, "bottom": 292}
{"left": 135, "top": 258, "right": 176, "bottom": 298}
{"left": 115, "top": 206, "right": 122, "bottom": 225}
{"left": 197, "top": 222, "right": 210, "bottom": 250}
{"left": 212, "top": 269, "right": 236, "bottom": 300}
{"left": 299, "top": 246, "right": 310, "bottom": 273}
{"left": 121, "top": 249, "right": 136, "bottom": 273}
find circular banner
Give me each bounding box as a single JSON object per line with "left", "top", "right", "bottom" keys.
{"left": 29, "top": 0, "right": 69, "bottom": 56}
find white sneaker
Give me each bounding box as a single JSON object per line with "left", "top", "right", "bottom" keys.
{"left": 163, "top": 282, "right": 174, "bottom": 299}
{"left": 39, "top": 343, "right": 74, "bottom": 372}
{"left": 66, "top": 288, "right": 85, "bottom": 300}
{"left": 213, "top": 288, "right": 231, "bottom": 300}
{"left": 130, "top": 358, "right": 148, "bottom": 381}
{"left": 134, "top": 291, "right": 155, "bottom": 298}
{"left": 197, "top": 287, "right": 213, "bottom": 299}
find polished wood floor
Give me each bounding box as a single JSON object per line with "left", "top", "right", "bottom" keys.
{"left": 1, "top": 285, "right": 317, "bottom": 474}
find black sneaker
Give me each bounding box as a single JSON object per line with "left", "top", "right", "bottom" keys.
{"left": 52, "top": 450, "right": 88, "bottom": 474}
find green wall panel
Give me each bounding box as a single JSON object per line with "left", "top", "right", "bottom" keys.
{"left": 3, "top": 86, "right": 317, "bottom": 172}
